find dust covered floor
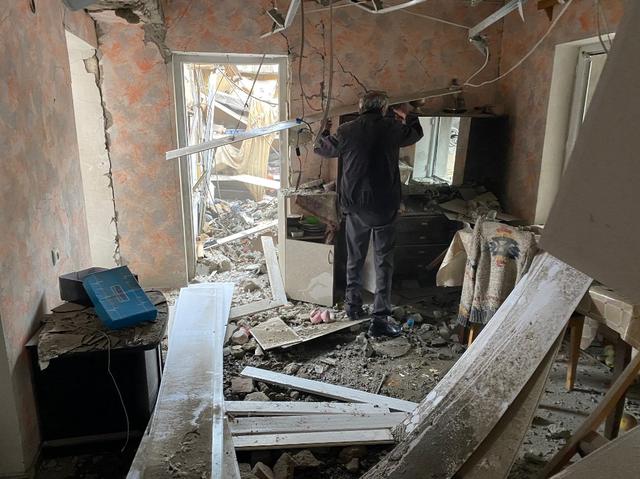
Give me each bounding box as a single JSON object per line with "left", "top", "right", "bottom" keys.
{"left": 35, "top": 231, "right": 640, "bottom": 478}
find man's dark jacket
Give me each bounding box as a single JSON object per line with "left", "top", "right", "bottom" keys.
{"left": 314, "top": 111, "right": 423, "bottom": 217}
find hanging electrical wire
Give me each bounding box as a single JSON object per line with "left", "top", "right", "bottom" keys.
{"left": 465, "top": 0, "right": 576, "bottom": 88}
{"left": 464, "top": 45, "right": 490, "bottom": 86}
{"left": 595, "top": 0, "right": 612, "bottom": 54}
{"left": 313, "top": 0, "right": 335, "bottom": 145}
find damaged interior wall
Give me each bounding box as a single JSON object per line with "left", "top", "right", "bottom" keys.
{"left": 498, "top": 0, "right": 624, "bottom": 222}
{"left": 93, "top": 0, "right": 504, "bottom": 287}
{"left": 95, "top": 12, "right": 186, "bottom": 287}
{"left": 66, "top": 31, "right": 120, "bottom": 267}
{"left": 0, "top": 1, "right": 95, "bottom": 474}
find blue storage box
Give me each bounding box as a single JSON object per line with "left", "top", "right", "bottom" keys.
{"left": 82, "top": 266, "right": 157, "bottom": 330}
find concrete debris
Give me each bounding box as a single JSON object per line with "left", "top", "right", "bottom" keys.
{"left": 546, "top": 423, "right": 572, "bottom": 440}
{"left": 338, "top": 445, "right": 367, "bottom": 464}
{"left": 292, "top": 450, "right": 322, "bottom": 468}
{"left": 239, "top": 463, "right": 259, "bottom": 479}
{"left": 372, "top": 336, "right": 412, "bottom": 358}
{"left": 345, "top": 457, "right": 360, "bottom": 473}
{"left": 283, "top": 363, "right": 301, "bottom": 375}
{"left": 231, "top": 328, "right": 250, "bottom": 345}
{"left": 252, "top": 462, "right": 275, "bottom": 479}
{"left": 273, "top": 453, "right": 295, "bottom": 479}
{"left": 231, "top": 377, "right": 254, "bottom": 394}
{"left": 245, "top": 391, "right": 271, "bottom": 402}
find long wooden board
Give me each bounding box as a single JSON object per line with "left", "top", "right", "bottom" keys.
{"left": 225, "top": 401, "right": 391, "bottom": 416}
{"left": 362, "top": 253, "right": 592, "bottom": 479}
{"left": 261, "top": 236, "right": 287, "bottom": 304}
{"left": 128, "top": 284, "right": 235, "bottom": 479}
{"left": 166, "top": 120, "right": 301, "bottom": 160}
{"left": 233, "top": 429, "right": 395, "bottom": 450}
{"left": 205, "top": 220, "right": 278, "bottom": 249}
{"left": 229, "top": 298, "right": 286, "bottom": 320}
{"left": 241, "top": 367, "right": 417, "bottom": 413}
{"left": 230, "top": 413, "right": 408, "bottom": 436}
{"left": 457, "top": 333, "right": 564, "bottom": 479}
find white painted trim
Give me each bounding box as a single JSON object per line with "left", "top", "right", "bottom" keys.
{"left": 241, "top": 367, "right": 418, "bottom": 412}
{"left": 535, "top": 35, "right": 611, "bottom": 224}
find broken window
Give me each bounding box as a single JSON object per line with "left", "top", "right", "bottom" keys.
{"left": 173, "top": 54, "right": 288, "bottom": 276}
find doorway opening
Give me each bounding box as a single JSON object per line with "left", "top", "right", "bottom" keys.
{"left": 173, "top": 54, "right": 288, "bottom": 278}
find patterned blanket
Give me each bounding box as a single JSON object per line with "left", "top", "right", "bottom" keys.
{"left": 457, "top": 219, "right": 538, "bottom": 326}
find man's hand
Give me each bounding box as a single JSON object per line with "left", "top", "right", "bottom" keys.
{"left": 392, "top": 103, "right": 411, "bottom": 121}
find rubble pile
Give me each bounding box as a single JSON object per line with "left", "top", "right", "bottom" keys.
{"left": 203, "top": 197, "right": 278, "bottom": 239}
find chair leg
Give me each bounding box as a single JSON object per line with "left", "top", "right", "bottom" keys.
{"left": 566, "top": 315, "right": 585, "bottom": 391}
{"left": 604, "top": 339, "right": 632, "bottom": 439}
{"left": 467, "top": 323, "right": 481, "bottom": 347}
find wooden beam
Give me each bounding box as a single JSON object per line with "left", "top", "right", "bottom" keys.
{"left": 225, "top": 401, "right": 391, "bottom": 416}
{"left": 229, "top": 298, "right": 286, "bottom": 320}
{"left": 204, "top": 220, "right": 278, "bottom": 249}
{"left": 261, "top": 236, "right": 287, "bottom": 304}
{"left": 233, "top": 429, "right": 395, "bottom": 450}
{"left": 127, "top": 284, "right": 235, "bottom": 478}
{"left": 166, "top": 120, "right": 301, "bottom": 161}
{"left": 544, "top": 351, "right": 640, "bottom": 476}
{"left": 223, "top": 419, "right": 241, "bottom": 479}
{"left": 362, "top": 254, "right": 592, "bottom": 479}
{"left": 240, "top": 366, "right": 417, "bottom": 413}
{"left": 457, "top": 333, "right": 564, "bottom": 479}
{"left": 212, "top": 174, "right": 280, "bottom": 190}
{"left": 230, "top": 413, "right": 408, "bottom": 436}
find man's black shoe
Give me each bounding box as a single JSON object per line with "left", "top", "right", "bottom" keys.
{"left": 346, "top": 306, "right": 367, "bottom": 321}
{"left": 367, "top": 317, "right": 402, "bottom": 338}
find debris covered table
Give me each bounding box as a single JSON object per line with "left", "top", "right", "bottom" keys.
{"left": 27, "top": 290, "right": 168, "bottom": 447}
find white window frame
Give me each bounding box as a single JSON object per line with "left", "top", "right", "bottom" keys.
{"left": 564, "top": 43, "right": 608, "bottom": 169}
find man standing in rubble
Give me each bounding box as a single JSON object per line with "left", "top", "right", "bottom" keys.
{"left": 314, "top": 91, "right": 423, "bottom": 337}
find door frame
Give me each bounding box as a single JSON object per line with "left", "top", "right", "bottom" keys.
{"left": 172, "top": 52, "right": 289, "bottom": 280}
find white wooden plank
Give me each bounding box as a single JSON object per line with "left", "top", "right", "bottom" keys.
{"left": 261, "top": 235, "right": 287, "bottom": 304}
{"left": 233, "top": 429, "right": 395, "bottom": 450}
{"left": 213, "top": 174, "right": 280, "bottom": 190}
{"left": 225, "top": 401, "right": 391, "bottom": 416}
{"left": 241, "top": 367, "right": 417, "bottom": 413}
{"left": 223, "top": 419, "right": 241, "bottom": 479}
{"left": 363, "top": 253, "right": 592, "bottom": 479}
{"left": 166, "top": 120, "right": 301, "bottom": 160}
{"left": 128, "top": 284, "right": 234, "bottom": 479}
{"left": 457, "top": 334, "right": 564, "bottom": 479}
{"left": 230, "top": 413, "right": 408, "bottom": 436}
{"left": 282, "top": 319, "right": 370, "bottom": 349}
{"left": 205, "top": 220, "right": 277, "bottom": 249}
{"left": 229, "top": 298, "right": 287, "bottom": 320}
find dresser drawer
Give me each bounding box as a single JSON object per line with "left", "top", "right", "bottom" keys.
{"left": 394, "top": 244, "right": 448, "bottom": 277}
{"left": 396, "top": 215, "right": 459, "bottom": 245}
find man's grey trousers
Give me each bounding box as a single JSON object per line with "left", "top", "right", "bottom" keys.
{"left": 344, "top": 212, "right": 395, "bottom": 319}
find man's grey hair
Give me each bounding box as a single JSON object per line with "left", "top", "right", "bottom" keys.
{"left": 359, "top": 90, "right": 389, "bottom": 114}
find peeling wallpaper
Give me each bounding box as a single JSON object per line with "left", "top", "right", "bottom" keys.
{"left": 97, "top": 0, "right": 504, "bottom": 287}
{"left": 0, "top": 1, "right": 94, "bottom": 470}
{"left": 498, "top": 0, "right": 624, "bottom": 222}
